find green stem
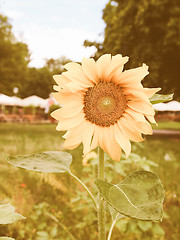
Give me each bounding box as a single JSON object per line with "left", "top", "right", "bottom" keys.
{"left": 98, "top": 147, "right": 106, "bottom": 240}
{"left": 107, "top": 214, "right": 119, "bottom": 240}
{"left": 69, "top": 171, "right": 97, "bottom": 209}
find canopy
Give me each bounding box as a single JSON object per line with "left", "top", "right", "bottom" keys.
{"left": 0, "top": 94, "right": 15, "bottom": 106}
{"left": 153, "top": 103, "right": 168, "bottom": 111}
{"left": 153, "top": 101, "right": 180, "bottom": 111}
{"left": 165, "top": 101, "right": 180, "bottom": 111}
{"left": 22, "top": 95, "right": 48, "bottom": 108}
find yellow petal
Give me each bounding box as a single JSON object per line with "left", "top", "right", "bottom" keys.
{"left": 62, "top": 62, "right": 94, "bottom": 88}
{"left": 96, "top": 54, "right": 111, "bottom": 81}
{"left": 63, "top": 71, "right": 93, "bottom": 89}
{"left": 51, "top": 100, "right": 83, "bottom": 119}
{"left": 145, "top": 115, "right": 157, "bottom": 124}
{"left": 115, "top": 64, "right": 149, "bottom": 86}
{"left": 52, "top": 91, "right": 82, "bottom": 106}
{"left": 143, "top": 88, "right": 161, "bottom": 98}
{"left": 89, "top": 125, "right": 99, "bottom": 151}
{"left": 98, "top": 126, "right": 122, "bottom": 161}
{"left": 114, "top": 124, "right": 131, "bottom": 158}
{"left": 107, "top": 55, "right": 129, "bottom": 79}
{"left": 124, "top": 114, "right": 153, "bottom": 135}
{"left": 82, "top": 57, "right": 99, "bottom": 83}
{"left": 123, "top": 87, "right": 150, "bottom": 103}
{"left": 82, "top": 122, "right": 95, "bottom": 155}
{"left": 53, "top": 74, "right": 71, "bottom": 87}
{"left": 124, "top": 108, "right": 146, "bottom": 122}
{"left": 127, "top": 100, "right": 155, "bottom": 115}
{"left": 118, "top": 118, "right": 144, "bottom": 142}
{"left": 63, "top": 120, "right": 88, "bottom": 149}
{"left": 56, "top": 112, "right": 85, "bottom": 131}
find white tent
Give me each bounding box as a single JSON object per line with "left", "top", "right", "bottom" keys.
{"left": 0, "top": 94, "right": 14, "bottom": 106}
{"left": 21, "top": 95, "right": 48, "bottom": 108}
{"left": 11, "top": 96, "right": 24, "bottom": 106}
{"left": 153, "top": 101, "right": 180, "bottom": 111}
{"left": 165, "top": 101, "right": 180, "bottom": 111}
{"left": 153, "top": 103, "right": 168, "bottom": 111}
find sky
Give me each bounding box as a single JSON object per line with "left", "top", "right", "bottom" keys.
{"left": 0, "top": 0, "right": 108, "bottom": 67}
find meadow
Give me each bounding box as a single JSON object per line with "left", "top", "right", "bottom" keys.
{"left": 0, "top": 123, "right": 179, "bottom": 240}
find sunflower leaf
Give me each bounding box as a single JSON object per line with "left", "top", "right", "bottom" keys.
{"left": 150, "top": 93, "right": 173, "bottom": 104}
{"left": 108, "top": 205, "right": 125, "bottom": 221}
{"left": 5, "top": 151, "right": 72, "bottom": 173}
{"left": 95, "top": 171, "right": 165, "bottom": 221}
{"left": 0, "top": 204, "right": 25, "bottom": 224}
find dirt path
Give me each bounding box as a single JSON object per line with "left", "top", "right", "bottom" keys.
{"left": 153, "top": 129, "right": 180, "bottom": 136}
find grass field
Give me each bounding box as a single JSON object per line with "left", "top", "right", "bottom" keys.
{"left": 153, "top": 121, "right": 180, "bottom": 130}
{"left": 0, "top": 123, "right": 179, "bottom": 240}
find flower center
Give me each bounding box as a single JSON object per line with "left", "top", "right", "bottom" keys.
{"left": 83, "top": 82, "right": 127, "bottom": 127}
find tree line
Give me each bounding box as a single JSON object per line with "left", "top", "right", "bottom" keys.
{"left": 1, "top": 0, "right": 180, "bottom": 100}
{"left": 84, "top": 0, "right": 180, "bottom": 100}
{"left": 0, "top": 14, "right": 71, "bottom": 99}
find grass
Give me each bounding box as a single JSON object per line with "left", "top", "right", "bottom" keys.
{"left": 152, "top": 121, "right": 180, "bottom": 130}
{"left": 0, "top": 123, "right": 179, "bottom": 239}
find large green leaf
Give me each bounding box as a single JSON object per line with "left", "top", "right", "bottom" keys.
{"left": 108, "top": 205, "right": 125, "bottom": 221}
{"left": 150, "top": 93, "right": 173, "bottom": 104}
{"left": 0, "top": 204, "right": 25, "bottom": 224}
{"left": 95, "top": 171, "right": 165, "bottom": 221}
{"left": 6, "top": 151, "right": 72, "bottom": 173}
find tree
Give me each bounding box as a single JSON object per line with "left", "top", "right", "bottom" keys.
{"left": 0, "top": 14, "right": 30, "bottom": 96}
{"left": 84, "top": 0, "right": 180, "bottom": 99}
{"left": 22, "top": 67, "right": 53, "bottom": 99}
{"left": 45, "top": 56, "right": 71, "bottom": 75}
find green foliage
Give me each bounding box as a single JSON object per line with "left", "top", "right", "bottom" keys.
{"left": 6, "top": 151, "right": 72, "bottom": 173}
{"left": 0, "top": 14, "right": 30, "bottom": 96}
{"left": 85, "top": 0, "right": 180, "bottom": 99}
{"left": 44, "top": 56, "right": 71, "bottom": 75}
{"left": 95, "top": 171, "right": 164, "bottom": 220}
{"left": 0, "top": 124, "right": 179, "bottom": 239}
{"left": 0, "top": 14, "right": 71, "bottom": 98}
{"left": 22, "top": 67, "right": 53, "bottom": 99}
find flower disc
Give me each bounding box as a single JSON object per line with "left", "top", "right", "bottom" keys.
{"left": 83, "top": 82, "right": 127, "bottom": 127}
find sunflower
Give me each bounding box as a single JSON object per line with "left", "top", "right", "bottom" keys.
{"left": 51, "top": 54, "right": 160, "bottom": 161}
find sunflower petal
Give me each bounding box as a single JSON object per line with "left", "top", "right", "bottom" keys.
{"left": 52, "top": 91, "right": 82, "bottom": 106}
{"left": 96, "top": 54, "right": 111, "bottom": 81}
{"left": 115, "top": 64, "right": 149, "bottom": 86}
{"left": 145, "top": 115, "right": 157, "bottom": 124}
{"left": 98, "top": 126, "right": 122, "bottom": 161}
{"left": 82, "top": 57, "right": 99, "bottom": 83}
{"left": 118, "top": 118, "right": 144, "bottom": 142}
{"left": 143, "top": 88, "right": 161, "bottom": 98}
{"left": 56, "top": 112, "right": 85, "bottom": 131}
{"left": 123, "top": 87, "right": 150, "bottom": 102}
{"left": 51, "top": 100, "right": 83, "bottom": 119}
{"left": 107, "top": 55, "right": 129, "bottom": 79}
{"left": 63, "top": 63, "right": 94, "bottom": 88}
{"left": 63, "top": 120, "right": 88, "bottom": 149}
{"left": 124, "top": 108, "right": 146, "bottom": 122}
{"left": 127, "top": 100, "right": 155, "bottom": 115}
{"left": 82, "top": 122, "right": 95, "bottom": 155}
{"left": 124, "top": 114, "right": 153, "bottom": 135}
{"left": 114, "top": 124, "right": 131, "bottom": 158}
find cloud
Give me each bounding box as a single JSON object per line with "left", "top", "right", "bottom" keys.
{"left": 14, "top": 24, "right": 101, "bottom": 67}
{"left": 4, "top": 9, "right": 24, "bottom": 20}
